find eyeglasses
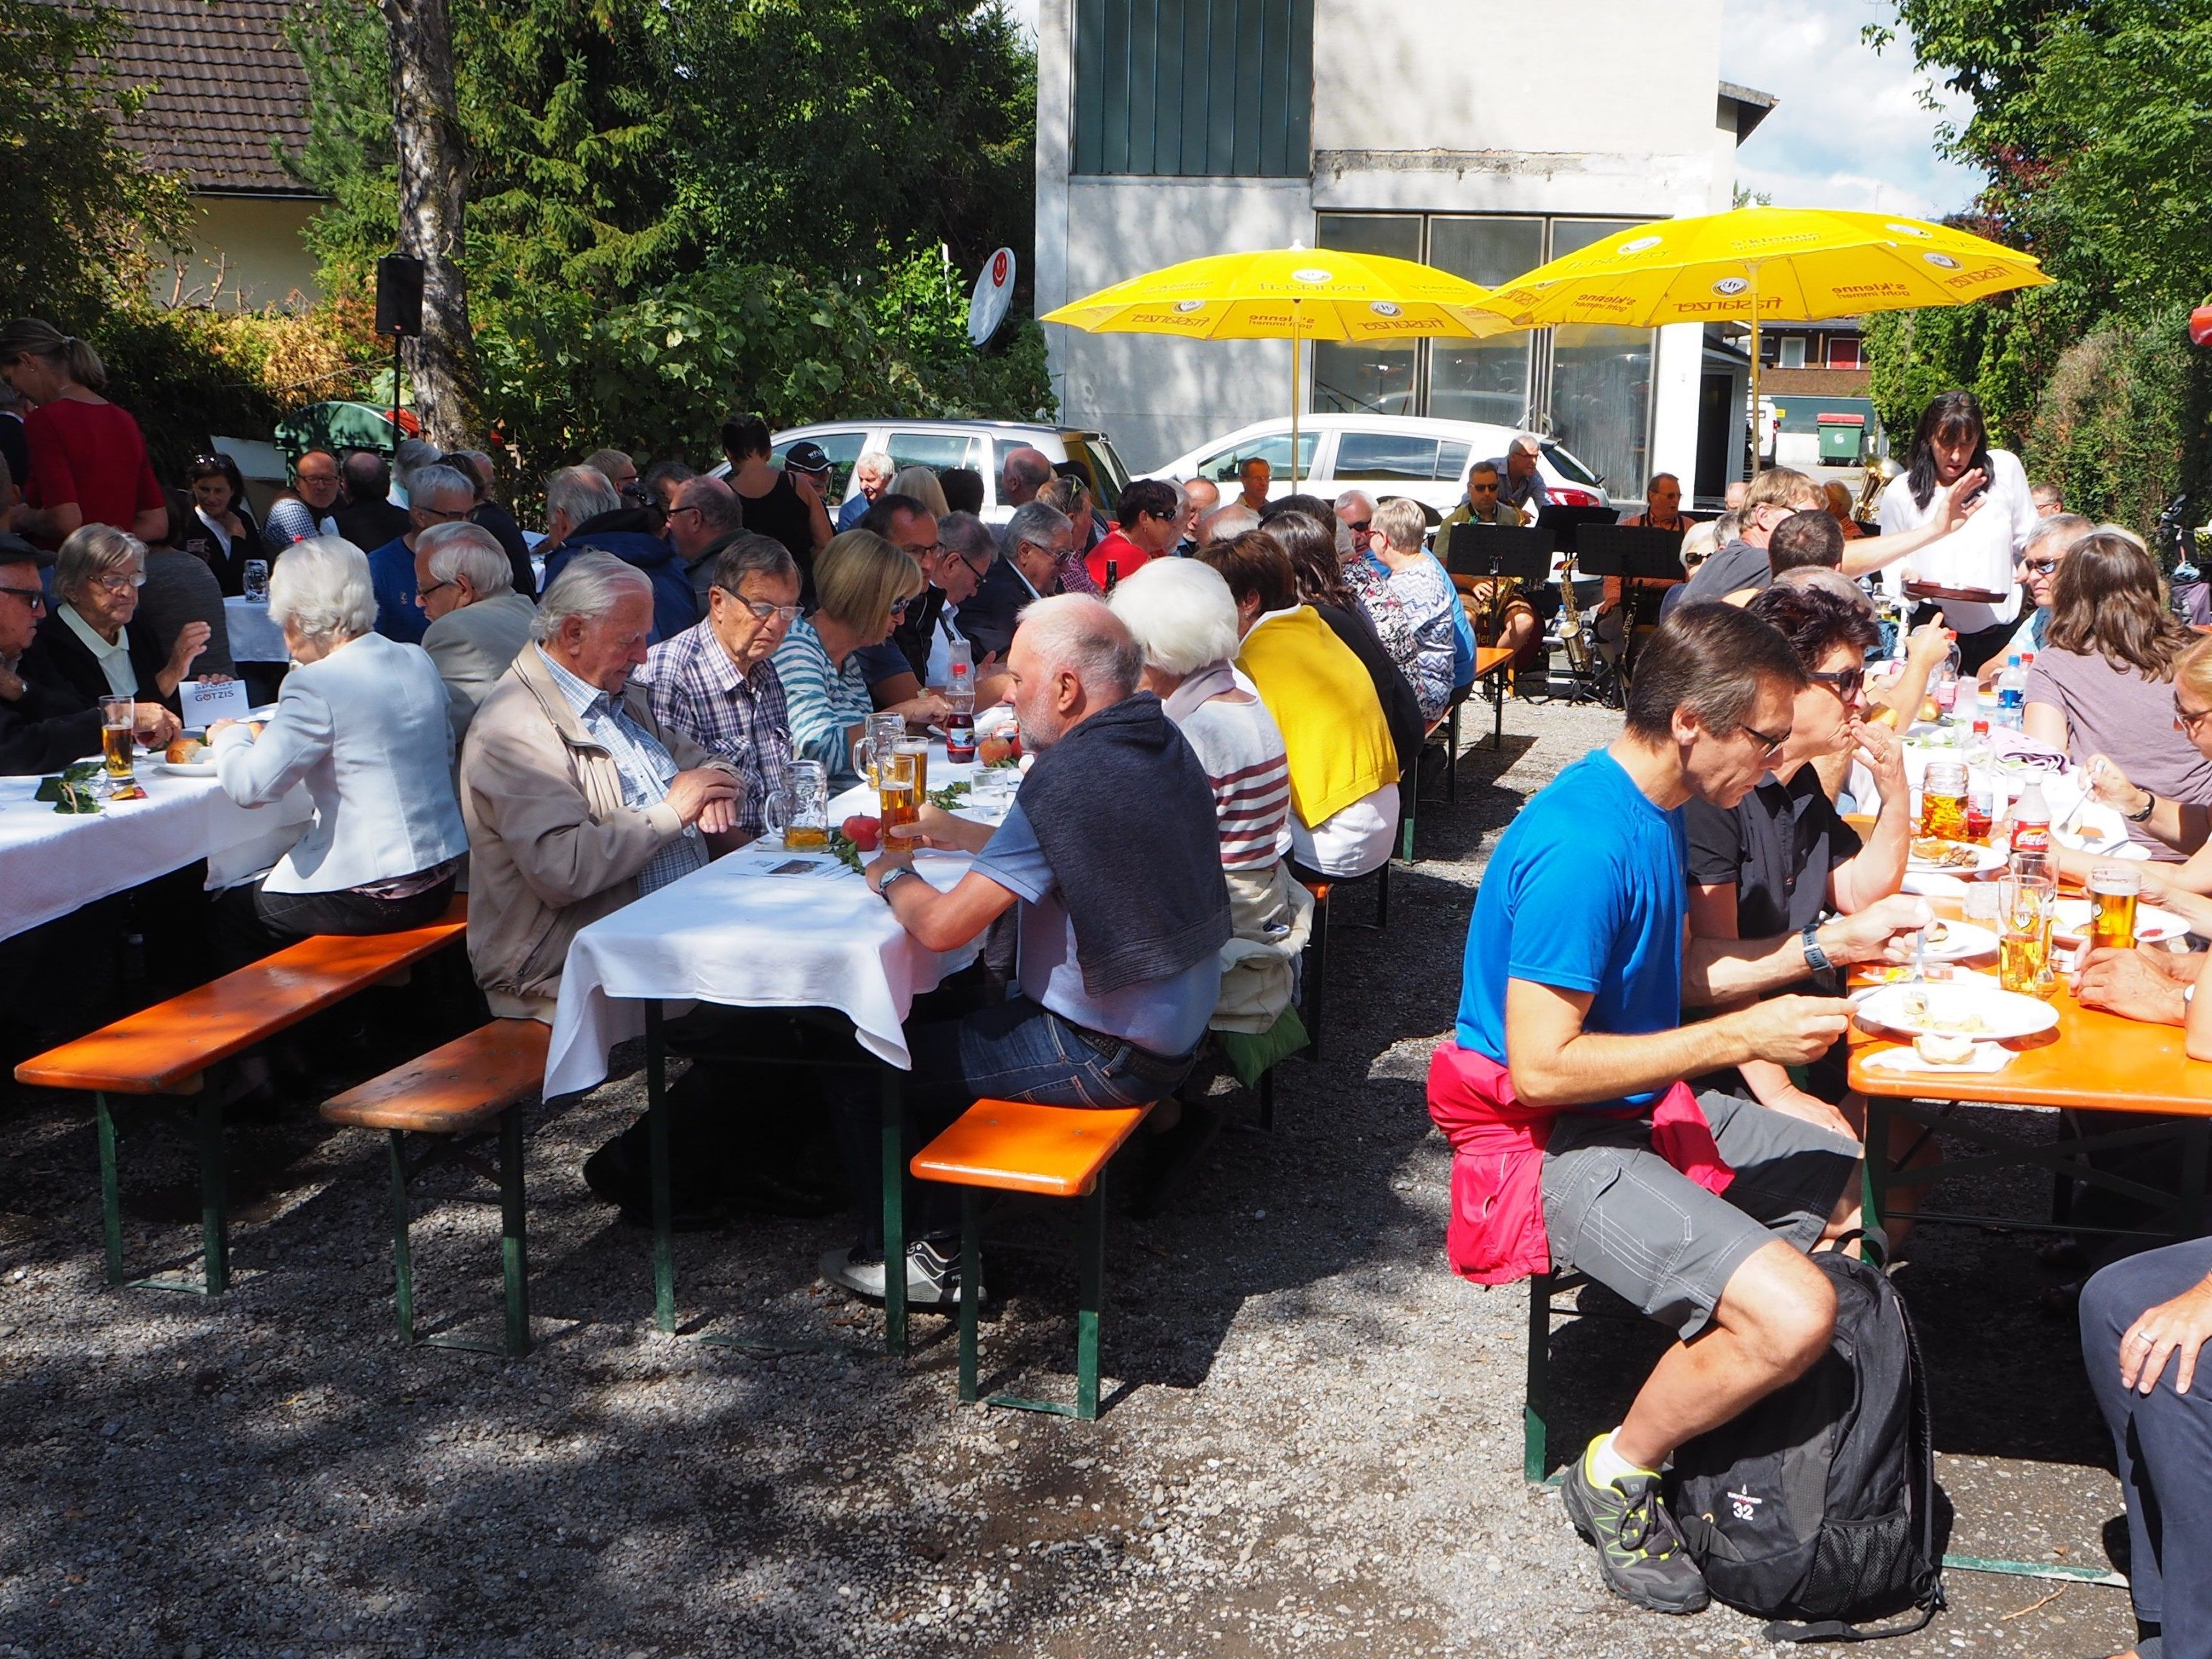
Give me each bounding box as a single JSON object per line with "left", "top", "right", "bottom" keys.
{"left": 1468, "top": 482, "right": 1499, "bottom": 494}
{"left": 415, "top": 505, "right": 468, "bottom": 524}
{"left": 715, "top": 590, "right": 803, "bottom": 625}
{"left": 2023, "top": 557, "right": 2062, "bottom": 577}
{"left": 1346, "top": 519, "right": 1372, "bottom": 537}
{"left": 1734, "top": 719, "right": 1791, "bottom": 760}
{"left": 1807, "top": 665, "right": 1866, "bottom": 704}
{"left": 415, "top": 579, "right": 456, "bottom": 607}
{"left": 903, "top": 541, "right": 941, "bottom": 560}
{"left": 0, "top": 584, "right": 48, "bottom": 612}
{"left": 2175, "top": 699, "right": 2212, "bottom": 732}
{"left": 887, "top": 595, "right": 914, "bottom": 618}
{"left": 666, "top": 504, "right": 702, "bottom": 521}
{"left": 91, "top": 571, "right": 146, "bottom": 594}
{"left": 951, "top": 549, "right": 991, "bottom": 580}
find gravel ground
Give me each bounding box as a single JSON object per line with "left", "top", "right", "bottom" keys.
{"left": 0, "top": 695, "right": 2139, "bottom": 1658}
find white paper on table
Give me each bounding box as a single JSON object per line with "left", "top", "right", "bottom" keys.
{"left": 179, "top": 678, "right": 252, "bottom": 727}
{"left": 1862, "top": 1041, "right": 2016, "bottom": 1076}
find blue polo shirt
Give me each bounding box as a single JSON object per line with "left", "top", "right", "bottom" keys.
{"left": 1455, "top": 747, "right": 1686, "bottom": 1112}
{"left": 366, "top": 534, "right": 426, "bottom": 644}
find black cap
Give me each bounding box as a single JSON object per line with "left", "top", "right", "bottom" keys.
{"left": 784, "top": 441, "right": 832, "bottom": 474}
{"left": 0, "top": 531, "right": 51, "bottom": 568}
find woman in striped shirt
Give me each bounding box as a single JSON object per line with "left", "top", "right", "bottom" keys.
{"left": 1110, "top": 557, "right": 1310, "bottom": 1032}
{"left": 770, "top": 530, "right": 924, "bottom": 786}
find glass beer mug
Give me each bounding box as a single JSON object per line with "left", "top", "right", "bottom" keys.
{"left": 762, "top": 759, "right": 829, "bottom": 850}
{"left": 853, "top": 713, "right": 906, "bottom": 788}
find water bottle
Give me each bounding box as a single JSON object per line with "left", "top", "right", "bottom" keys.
{"left": 945, "top": 647, "right": 976, "bottom": 764}
{"left": 2010, "top": 778, "right": 2051, "bottom": 858}
{"left": 1996, "top": 655, "right": 2026, "bottom": 729}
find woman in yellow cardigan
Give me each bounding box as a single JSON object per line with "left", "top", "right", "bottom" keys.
{"left": 1196, "top": 530, "right": 1399, "bottom": 878}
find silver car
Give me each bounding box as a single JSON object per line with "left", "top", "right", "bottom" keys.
{"left": 714, "top": 419, "right": 1134, "bottom": 523}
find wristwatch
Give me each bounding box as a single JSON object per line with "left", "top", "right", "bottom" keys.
{"left": 1801, "top": 921, "right": 1835, "bottom": 974}
{"left": 2127, "top": 790, "right": 2157, "bottom": 824}
{"left": 877, "top": 865, "right": 920, "bottom": 902}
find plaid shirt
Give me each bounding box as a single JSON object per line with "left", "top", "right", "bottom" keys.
{"left": 637, "top": 620, "right": 791, "bottom": 841}
{"left": 535, "top": 646, "right": 708, "bottom": 896}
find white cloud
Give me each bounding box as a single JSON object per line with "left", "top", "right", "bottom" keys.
{"left": 1721, "top": 0, "right": 1984, "bottom": 219}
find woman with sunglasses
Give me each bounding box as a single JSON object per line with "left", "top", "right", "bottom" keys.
{"left": 1685, "top": 580, "right": 1912, "bottom": 1147}
{"left": 768, "top": 529, "right": 925, "bottom": 787}
{"left": 2022, "top": 531, "right": 2212, "bottom": 863}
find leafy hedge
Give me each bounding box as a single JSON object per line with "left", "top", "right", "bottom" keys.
{"left": 2026, "top": 305, "right": 2212, "bottom": 541}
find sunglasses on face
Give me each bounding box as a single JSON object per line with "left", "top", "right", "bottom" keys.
{"left": 1470, "top": 482, "right": 1499, "bottom": 493}
{"left": 2023, "top": 557, "right": 2062, "bottom": 577}
{"left": 0, "top": 584, "right": 48, "bottom": 612}
{"left": 1808, "top": 665, "right": 1866, "bottom": 703}
{"left": 1346, "top": 520, "right": 1372, "bottom": 536}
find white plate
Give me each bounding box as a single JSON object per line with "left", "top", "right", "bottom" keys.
{"left": 1907, "top": 840, "right": 2008, "bottom": 875}
{"left": 2051, "top": 898, "right": 2191, "bottom": 945}
{"left": 153, "top": 759, "right": 217, "bottom": 777}
{"left": 1900, "top": 872, "right": 1969, "bottom": 898}
{"left": 1856, "top": 981, "right": 2060, "bottom": 1043}
{"left": 1917, "top": 920, "right": 2000, "bottom": 962}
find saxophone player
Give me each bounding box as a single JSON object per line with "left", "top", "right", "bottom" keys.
{"left": 1434, "top": 460, "right": 1538, "bottom": 662}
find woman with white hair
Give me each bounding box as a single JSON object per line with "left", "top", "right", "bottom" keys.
{"left": 209, "top": 536, "right": 467, "bottom": 960}
{"left": 20, "top": 523, "right": 214, "bottom": 711}
{"left": 1109, "top": 558, "right": 1312, "bottom": 1057}
{"left": 414, "top": 521, "right": 536, "bottom": 739}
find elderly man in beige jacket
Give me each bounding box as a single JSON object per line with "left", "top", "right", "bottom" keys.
{"left": 459, "top": 552, "right": 739, "bottom": 1022}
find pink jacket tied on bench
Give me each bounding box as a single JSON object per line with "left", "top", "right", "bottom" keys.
{"left": 1426, "top": 1041, "right": 1735, "bottom": 1285}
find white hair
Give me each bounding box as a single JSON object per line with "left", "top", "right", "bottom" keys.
{"left": 418, "top": 521, "right": 514, "bottom": 596}
{"left": 1017, "top": 593, "right": 1143, "bottom": 702}
{"left": 1107, "top": 557, "right": 1239, "bottom": 678}
{"left": 854, "top": 450, "right": 894, "bottom": 482}
{"left": 1371, "top": 497, "right": 1427, "bottom": 554}
{"left": 532, "top": 551, "right": 652, "bottom": 642}
{"left": 54, "top": 523, "right": 145, "bottom": 606}
{"left": 1334, "top": 489, "right": 1374, "bottom": 518}
{"left": 1005, "top": 500, "right": 1071, "bottom": 557}
{"left": 545, "top": 464, "right": 621, "bottom": 531}
{"left": 1510, "top": 432, "right": 1542, "bottom": 457}
{"left": 267, "top": 536, "right": 377, "bottom": 645}
{"left": 1198, "top": 503, "right": 1261, "bottom": 543}
{"left": 408, "top": 464, "right": 476, "bottom": 513}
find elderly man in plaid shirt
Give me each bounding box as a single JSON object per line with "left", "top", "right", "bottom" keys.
{"left": 634, "top": 536, "right": 803, "bottom": 842}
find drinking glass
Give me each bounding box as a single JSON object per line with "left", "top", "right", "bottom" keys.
{"left": 2087, "top": 863, "right": 2141, "bottom": 953}
{"left": 894, "top": 737, "right": 930, "bottom": 804}
{"left": 99, "top": 695, "right": 135, "bottom": 788}
{"left": 1998, "top": 863, "right": 2057, "bottom": 997}
{"left": 853, "top": 713, "right": 906, "bottom": 788}
{"left": 762, "top": 759, "right": 829, "bottom": 850}
{"left": 876, "top": 748, "right": 920, "bottom": 830}
{"left": 242, "top": 559, "right": 270, "bottom": 602}
{"left": 1921, "top": 760, "right": 1968, "bottom": 840}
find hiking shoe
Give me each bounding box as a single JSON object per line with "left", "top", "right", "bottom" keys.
{"left": 818, "top": 1241, "right": 979, "bottom": 1309}
{"left": 1561, "top": 1442, "right": 1709, "bottom": 1614}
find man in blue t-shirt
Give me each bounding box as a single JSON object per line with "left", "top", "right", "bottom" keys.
{"left": 1457, "top": 601, "right": 1928, "bottom": 1615}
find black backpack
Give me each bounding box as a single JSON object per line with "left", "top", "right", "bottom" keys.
{"left": 1668, "top": 1240, "right": 1945, "bottom": 1642}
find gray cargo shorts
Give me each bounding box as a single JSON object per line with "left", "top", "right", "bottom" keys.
{"left": 1541, "top": 1090, "right": 1860, "bottom": 1341}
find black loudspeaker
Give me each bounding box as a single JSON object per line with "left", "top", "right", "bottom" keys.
{"left": 374, "top": 253, "right": 425, "bottom": 337}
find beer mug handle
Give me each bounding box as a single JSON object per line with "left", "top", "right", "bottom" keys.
{"left": 760, "top": 781, "right": 788, "bottom": 840}
{"left": 853, "top": 735, "right": 875, "bottom": 785}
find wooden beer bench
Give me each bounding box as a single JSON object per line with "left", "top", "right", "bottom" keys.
{"left": 911, "top": 1097, "right": 1154, "bottom": 1421}
{"left": 12, "top": 897, "right": 469, "bottom": 1296}
{"left": 322, "top": 1018, "right": 549, "bottom": 1357}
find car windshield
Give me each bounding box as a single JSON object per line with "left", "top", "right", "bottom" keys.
{"left": 1542, "top": 439, "right": 1603, "bottom": 488}
{"left": 1061, "top": 436, "right": 1128, "bottom": 512}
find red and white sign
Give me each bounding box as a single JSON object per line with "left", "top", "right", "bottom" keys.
{"left": 968, "top": 247, "right": 1017, "bottom": 347}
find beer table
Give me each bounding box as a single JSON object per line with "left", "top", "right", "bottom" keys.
{"left": 0, "top": 766, "right": 312, "bottom": 943}
{"left": 544, "top": 745, "right": 992, "bottom": 1354}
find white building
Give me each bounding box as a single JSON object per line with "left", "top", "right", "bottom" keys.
{"left": 1032, "top": 0, "right": 1771, "bottom": 502}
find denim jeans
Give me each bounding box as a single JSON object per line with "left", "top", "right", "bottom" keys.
{"left": 830, "top": 995, "right": 1197, "bottom": 1252}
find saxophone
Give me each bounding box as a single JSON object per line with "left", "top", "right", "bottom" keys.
{"left": 1554, "top": 554, "right": 1593, "bottom": 674}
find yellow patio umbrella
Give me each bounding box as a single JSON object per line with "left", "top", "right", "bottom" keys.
{"left": 1040, "top": 248, "right": 1497, "bottom": 484}
{"left": 1466, "top": 206, "right": 2051, "bottom": 469}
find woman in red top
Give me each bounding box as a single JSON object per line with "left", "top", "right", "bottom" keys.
{"left": 0, "top": 318, "right": 165, "bottom": 549}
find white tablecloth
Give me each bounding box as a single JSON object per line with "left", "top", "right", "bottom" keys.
{"left": 0, "top": 766, "right": 313, "bottom": 942}
{"left": 223, "top": 597, "right": 289, "bottom": 664}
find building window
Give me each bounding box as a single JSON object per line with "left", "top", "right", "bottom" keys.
{"left": 1827, "top": 336, "right": 1863, "bottom": 369}
{"left": 1778, "top": 336, "right": 1807, "bottom": 369}
{"left": 1072, "top": 0, "right": 1314, "bottom": 177}
{"left": 1313, "top": 212, "right": 1654, "bottom": 495}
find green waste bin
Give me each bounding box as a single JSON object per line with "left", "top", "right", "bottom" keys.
{"left": 1816, "top": 415, "right": 1866, "bottom": 464}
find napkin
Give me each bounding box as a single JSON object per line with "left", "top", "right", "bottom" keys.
{"left": 1861, "top": 1041, "right": 2015, "bottom": 1076}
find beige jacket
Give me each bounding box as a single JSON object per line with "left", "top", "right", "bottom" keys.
{"left": 459, "top": 645, "right": 732, "bottom": 1021}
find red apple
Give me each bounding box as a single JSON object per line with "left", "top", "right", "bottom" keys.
{"left": 840, "top": 814, "right": 881, "bottom": 851}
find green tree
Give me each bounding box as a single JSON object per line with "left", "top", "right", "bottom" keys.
{"left": 0, "top": 0, "right": 188, "bottom": 325}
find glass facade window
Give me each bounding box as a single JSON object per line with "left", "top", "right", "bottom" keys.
{"left": 1309, "top": 212, "right": 1658, "bottom": 495}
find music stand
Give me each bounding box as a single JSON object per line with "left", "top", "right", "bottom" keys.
{"left": 1533, "top": 503, "right": 1620, "bottom": 557}
{"left": 1442, "top": 524, "right": 1553, "bottom": 584}
{"left": 1573, "top": 525, "right": 1686, "bottom": 685}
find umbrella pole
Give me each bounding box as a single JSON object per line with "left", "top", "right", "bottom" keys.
{"left": 1748, "top": 261, "right": 1763, "bottom": 480}
{"left": 1290, "top": 300, "right": 1302, "bottom": 486}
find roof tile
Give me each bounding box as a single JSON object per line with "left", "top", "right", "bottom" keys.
{"left": 99, "top": 0, "right": 320, "bottom": 195}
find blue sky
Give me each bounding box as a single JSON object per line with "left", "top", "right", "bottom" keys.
{"left": 999, "top": 0, "right": 1985, "bottom": 220}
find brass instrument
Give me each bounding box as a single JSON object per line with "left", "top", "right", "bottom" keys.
{"left": 1856, "top": 454, "right": 1899, "bottom": 523}
{"left": 1553, "top": 554, "right": 1593, "bottom": 675}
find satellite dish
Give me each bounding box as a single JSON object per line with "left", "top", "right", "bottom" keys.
{"left": 968, "top": 247, "right": 1017, "bottom": 346}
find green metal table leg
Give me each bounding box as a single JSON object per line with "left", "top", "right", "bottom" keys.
{"left": 1076, "top": 1178, "right": 1106, "bottom": 1421}
{"left": 96, "top": 1092, "right": 124, "bottom": 1286}
{"left": 1862, "top": 1094, "right": 1891, "bottom": 1242}
{"left": 197, "top": 1091, "right": 228, "bottom": 1296}
{"left": 500, "top": 1107, "right": 531, "bottom": 1358}
{"left": 646, "top": 1002, "right": 676, "bottom": 1335}
{"left": 387, "top": 1130, "right": 415, "bottom": 1345}
{"left": 1524, "top": 1272, "right": 1552, "bottom": 1484}
{"left": 881, "top": 1064, "right": 907, "bottom": 1356}
{"left": 958, "top": 1188, "right": 979, "bottom": 1405}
